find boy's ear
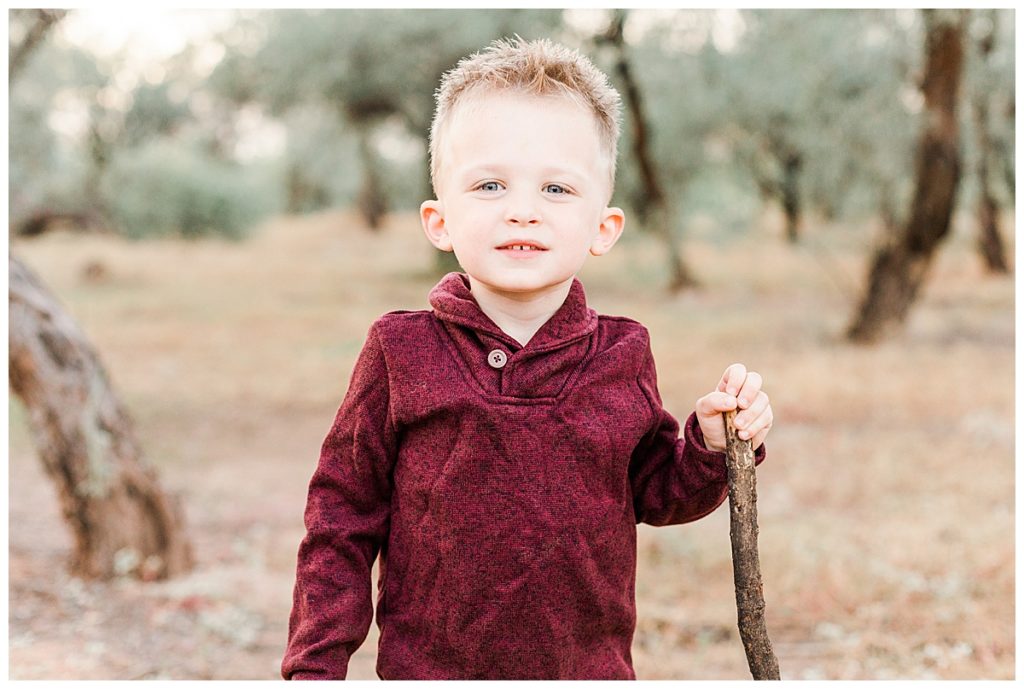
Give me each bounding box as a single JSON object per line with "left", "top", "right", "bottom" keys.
{"left": 589, "top": 206, "right": 625, "bottom": 256}
{"left": 420, "top": 200, "right": 453, "bottom": 252}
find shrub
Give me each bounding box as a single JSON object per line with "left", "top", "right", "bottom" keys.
{"left": 101, "top": 139, "right": 279, "bottom": 240}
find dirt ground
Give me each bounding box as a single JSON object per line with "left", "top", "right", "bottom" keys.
{"left": 8, "top": 207, "right": 1015, "bottom": 679}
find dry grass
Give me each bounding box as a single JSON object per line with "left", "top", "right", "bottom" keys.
{"left": 8, "top": 205, "right": 1014, "bottom": 679}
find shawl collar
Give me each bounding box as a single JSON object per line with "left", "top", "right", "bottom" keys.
{"left": 427, "top": 272, "right": 599, "bottom": 400}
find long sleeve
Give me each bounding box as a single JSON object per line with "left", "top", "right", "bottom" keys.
{"left": 629, "top": 335, "right": 765, "bottom": 527}
{"left": 282, "top": 322, "right": 398, "bottom": 680}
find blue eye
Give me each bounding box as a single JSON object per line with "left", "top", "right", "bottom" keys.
{"left": 544, "top": 184, "right": 567, "bottom": 195}
{"left": 477, "top": 181, "right": 503, "bottom": 192}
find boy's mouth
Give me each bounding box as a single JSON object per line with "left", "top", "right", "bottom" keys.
{"left": 496, "top": 240, "right": 548, "bottom": 253}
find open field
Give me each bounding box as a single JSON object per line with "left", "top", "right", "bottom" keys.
{"left": 9, "top": 207, "right": 1014, "bottom": 679}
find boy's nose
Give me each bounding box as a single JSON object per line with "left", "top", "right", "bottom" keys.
{"left": 505, "top": 212, "right": 540, "bottom": 226}
{"left": 504, "top": 197, "right": 541, "bottom": 226}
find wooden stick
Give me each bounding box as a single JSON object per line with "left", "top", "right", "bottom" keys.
{"left": 723, "top": 409, "right": 780, "bottom": 680}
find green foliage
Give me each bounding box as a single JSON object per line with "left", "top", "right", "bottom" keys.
{"left": 280, "top": 105, "right": 361, "bottom": 212}
{"left": 9, "top": 89, "right": 60, "bottom": 221}
{"left": 723, "top": 9, "right": 921, "bottom": 225}
{"left": 121, "top": 81, "right": 191, "bottom": 149}
{"left": 9, "top": 30, "right": 106, "bottom": 222}
{"left": 100, "top": 139, "right": 280, "bottom": 240}
{"left": 962, "top": 8, "right": 1016, "bottom": 205}
{"left": 680, "top": 163, "right": 761, "bottom": 242}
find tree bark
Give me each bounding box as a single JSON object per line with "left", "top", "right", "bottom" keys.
{"left": 601, "top": 9, "right": 698, "bottom": 292}
{"left": 847, "top": 9, "right": 968, "bottom": 343}
{"left": 970, "top": 9, "right": 1009, "bottom": 274}
{"left": 723, "top": 410, "right": 780, "bottom": 680}
{"left": 780, "top": 150, "right": 802, "bottom": 244}
{"left": 9, "top": 255, "right": 194, "bottom": 580}
{"left": 354, "top": 121, "right": 388, "bottom": 231}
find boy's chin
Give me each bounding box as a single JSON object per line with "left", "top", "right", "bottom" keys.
{"left": 469, "top": 271, "right": 576, "bottom": 296}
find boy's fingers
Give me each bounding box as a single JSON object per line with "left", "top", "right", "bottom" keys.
{"left": 734, "top": 391, "right": 769, "bottom": 427}
{"left": 746, "top": 416, "right": 772, "bottom": 448}
{"left": 736, "top": 404, "right": 774, "bottom": 441}
{"left": 717, "top": 363, "right": 747, "bottom": 396}
{"left": 736, "top": 372, "right": 764, "bottom": 408}
{"left": 697, "top": 391, "right": 737, "bottom": 416}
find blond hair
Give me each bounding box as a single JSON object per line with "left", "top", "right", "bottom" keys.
{"left": 428, "top": 36, "right": 622, "bottom": 197}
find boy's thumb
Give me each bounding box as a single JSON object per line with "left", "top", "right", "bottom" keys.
{"left": 697, "top": 391, "right": 737, "bottom": 416}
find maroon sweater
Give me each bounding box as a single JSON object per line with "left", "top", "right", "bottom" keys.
{"left": 282, "top": 272, "right": 765, "bottom": 680}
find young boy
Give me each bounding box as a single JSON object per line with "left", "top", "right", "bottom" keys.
{"left": 282, "top": 37, "right": 773, "bottom": 680}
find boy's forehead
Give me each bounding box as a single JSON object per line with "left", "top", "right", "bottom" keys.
{"left": 444, "top": 90, "right": 604, "bottom": 163}
{"left": 450, "top": 88, "right": 591, "bottom": 126}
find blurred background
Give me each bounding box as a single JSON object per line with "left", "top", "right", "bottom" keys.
{"left": 8, "top": 7, "right": 1015, "bottom": 680}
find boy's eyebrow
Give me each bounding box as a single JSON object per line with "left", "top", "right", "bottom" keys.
{"left": 461, "top": 164, "right": 590, "bottom": 184}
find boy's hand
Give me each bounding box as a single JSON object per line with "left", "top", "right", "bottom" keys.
{"left": 695, "top": 363, "right": 772, "bottom": 453}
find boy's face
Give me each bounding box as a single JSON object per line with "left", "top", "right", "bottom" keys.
{"left": 421, "top": 91, "right": 624, "bottom": 298}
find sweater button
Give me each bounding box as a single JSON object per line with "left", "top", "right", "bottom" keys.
{"left": 487, "top": 349, "right": 508, "bottom": 368}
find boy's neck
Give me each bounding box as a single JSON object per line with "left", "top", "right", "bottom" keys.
{"left": 466, "top": 275, "right": 573, "bottom": 347}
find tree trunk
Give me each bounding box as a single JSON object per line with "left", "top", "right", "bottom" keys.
{"left": 999, "top": 96, "right": 1014, "bottom": 198}
{"left": 820, "top": 160, "right": 854, "bottom": 221}
{"left": 975, "top": 187, "right": 1007, "bottom": 273}
{"left": 723, "top": 410, "right": 780, "bottom": 680}
{"left": 354, "top": 122, "right": 387, "bottom": 231}
{"left": 971, "top": 9, "right": 1009, "bottom": 274}
{"left": 648, "top": 203, "right": 698, "bottom": 291}
{"left": 847, "top": 9, "right": 968, "bottom": 343}
{"left": 780, "top": 151, "right": 802, "bottom": 243}
{"left": 603, "top": 9, "right": 698, "bottom": 292}
{"left": 14, "top": 210, "right": 104, "bottom": 237}
{"left": 9, "top": 255, "right": 194, "bottom": 580}
{"left": 745, "top": 136, "right": 802, "bottom": 243}
{"left": 878, "top": 180, "right": 900, "bottom": 234}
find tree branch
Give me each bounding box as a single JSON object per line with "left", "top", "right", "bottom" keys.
{"left": 723, "top": 409, "right": 780, "bottom": 680}
{"left": 9, "top": 9, "right": 67, "bottom": 81}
